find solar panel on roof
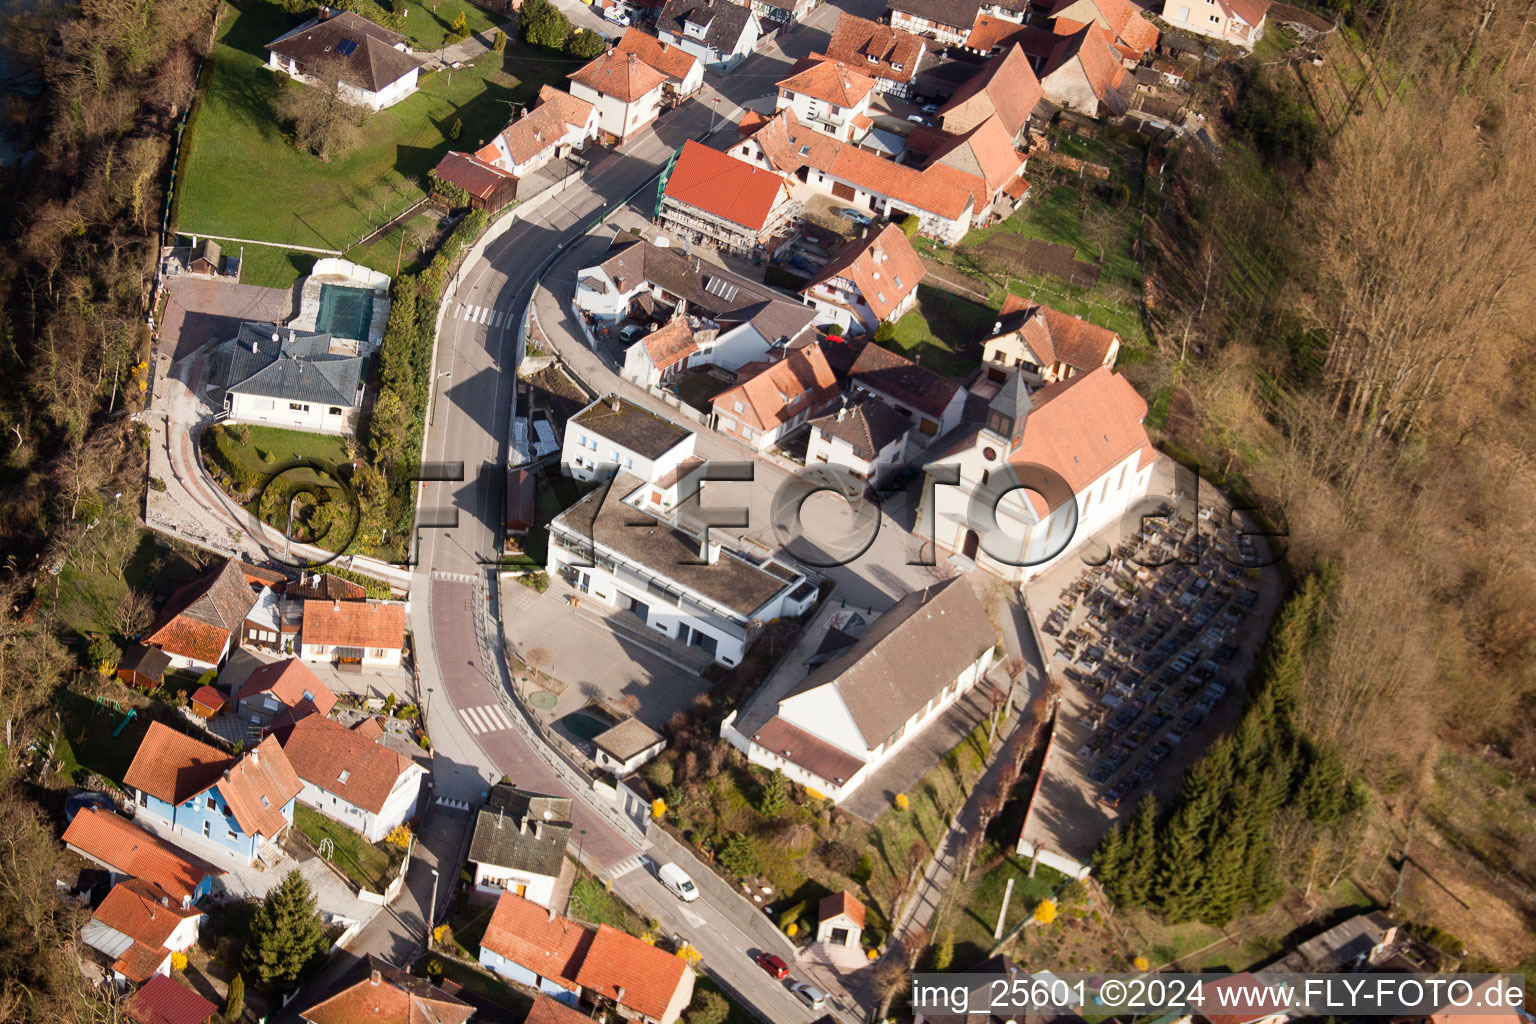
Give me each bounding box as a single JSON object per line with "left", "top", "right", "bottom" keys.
{"left": 336, "top": 38, "right": 358, "bottom": 56}
{"left": 703, "top": 276, "right": 738, "bottom": 302}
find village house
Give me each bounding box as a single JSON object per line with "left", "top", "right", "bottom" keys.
{"left": 805, "top": 397, "right": 913, "bottom": 487}
{"left": 467, "top": 786, "right": 573, "bottom": 906}
{"left": 433, "top": 86, "right": 599, "bottom": 212}
{"left": 289, "top": 571, "right": 366, "bottom": 602}
{"left": 592, "top": 718, "right": 667, "bottom": 775}
{"left": 709, "top": 342, "right": 841, "bottom": 453}
{"left": 561, "top": 395, "right": 701, "bottom": 510}
{"left": 920, "top": 365, "right": 1157, "bottom": 580}
{"left": 82, "top": 878, "right": 206, "bottom": 986}
{"left": 979, "top": 294, "right": 1122, "bottom": 386}
{"left": 127, "top": 974, "right": 219, "bottom": 1024}
{"left": 658, "top": 141, "right": 799, "bottom": 258}
{"left": 774, "top": 58, "right": 879, "bottom": 143}
{"left": 142, "top": 559, "right": 261, "bottom": 671}
{"left": 279, "top": 714, "right": 427, "bottom": 843}
{"left": 298, "top": 599, "right": 406, "bottom": 667}
{"left": 826, "top": 13, "right": 928, "bottom": 100}
{"left": 936, "top": 43, "right": 1042, "bottom": 143}
{"left": 613, "top": 27, "right": 705, "bottom": 102}
{"left": 1044, "top": 0, "right": 1159, "bottom": 60}
{"left": 620, "top": 316, "right": 701, "bottom": 388}
{"left": 211, "top": 323, "right": 365, "bottom": 435}
{"left": 801, "top": 224, "right": 927, "bottom": 336}
{"left": 123, "top": 724, "right": 302, "bottom": 867}
{"left": 479, "top": 892, "right": 695, "bottom": 1023}
{"left": 888, "top": 0, "right": 1030, "bottom": 46}
{"left": 233, "top": 657, "right": 337, "bottom": 730}
{"left": 1036, "top": 20, "right": 1132, "bottom": 116}
{"left": 267, "top": 9, "right": 424, "bottom": 110}
{"left": 569, "top": 51, "right": 669, "bottom": 146}
{"left": 1160, "top": 0, "right": 1270, "bottom": 48}
{"left": 300, "top": 958, "right": 474, "bottom": 1024}
{"left": 62, "top": 807, "right": 225, "bottom": 909}
{"left": 241, "top": 585, "right": 303, "bottom": 655}
{"left": 848, "top": 342, "right": 968, "bottom": 441}
{"left": 725, "top": 576, "right": 997, "bottom": 803}
{"left": 655, "top": 0, "right": 761, "bottom": 70}
{"left": 547, "top": 473, "right": 816, "bottom": 666}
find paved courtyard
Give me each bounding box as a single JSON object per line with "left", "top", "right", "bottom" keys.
{"left": 160, "top": 275, "right": 296, "bottom": 361}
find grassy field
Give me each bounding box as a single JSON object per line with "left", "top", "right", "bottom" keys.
{"left": 213, "top": 424, "right": 352, "bottom": 479}
{"left": 234, "top": 243, "right": 317, "bottom": 290}
{"left": 178, "top": 0, "right": 559, "bottom": 251}
{"left": 354, "top": 0, "right": 504, "bottom": 51}
{"left": 569, "top": 870, "right": 648, "bottom": 936}
{"left": 887, "top": 284, "right": 999, "bottom": 378}
{"left": 294, "top": 805, "right": 403, "bottom": 892}
{"left": 946, "top": 853, "right": 1065, "bottom": 964}
{"left": 343, "top": 210, "right": 451, "bottom": 281}
{"left": 53, "top": 690, "right": 156, "bottom": 788}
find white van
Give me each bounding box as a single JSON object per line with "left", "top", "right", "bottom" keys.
{"left": 658, "top": 862, "right": 700, "bottom": 902}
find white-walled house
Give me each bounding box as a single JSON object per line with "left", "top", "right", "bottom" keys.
{"left": 547, "top": 473, "right": 817, "bottom": 666}
{"left": 920, "top": 367, "right": 1158, "bottom": 582}
{"left": 143, "top": 558, "right": 259, "bottom": 671}
{"left": 1161, "top": 0, "right": 1270, "bottom": 48}
{"left": 266, "top": 10, "right": 424, "bottom": 111}
{"left": 561, "top": 395, "right": 702, "bottom": 510}
{"left": 774, "top": 59, "right": 878, "bottom": 142}
{"left": 569, "top": 50, "right": 669, "bottom": 145}
{"left": 215, "top": 322, "right": 364, "bottom": 436}
{"left": 800, "top": 224, "right": 927, "bottom": 335}
{"left": 725, "top": 576, "right": 997, "bottom": 803}
{"left": 614, "top": 27, "right": 704, "bottom": 101}
{"left": 849, "top": 342, "right": 968, "bottom": 442}
{"left": 709, "top": 343, "right": 841, "bottom": 452}
{"left": 81, "top": 879, "right": 205, "bottom": 986}
{"left": 280, "top": 714, "right": 426, "bottom": 844}
{"left": 805, "top": 398, "right": 912, "bottom": 488}
{"left": 656, "top": 0, "right": 762, "bottom": 70}
{"left": 467, "top": 787, "right": 572, "bottom": 906}
{"left": 299, "top": 599, "right": 406, "bottom": 667}
{"left": 816, "top": 891, "right": 866, "bottom": 948}
{"left": 980, "top": 294, "right": 1122, "bottom": 386}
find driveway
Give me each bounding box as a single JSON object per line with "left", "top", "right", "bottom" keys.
{"left": 161, "top": 275, "right": 296, "bottom": 361}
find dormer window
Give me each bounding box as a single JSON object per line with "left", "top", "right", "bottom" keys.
{"left": 338, "top": 770, "right": 351, "bottom": 784}
{"left": 892, "top": 62, "right": 904, "bottom": 71}
{"left": 866, "top": 54, "right": 878, "bottom": 63}
{"left": 260, "top": 796, "right": 271, "bottom": 808}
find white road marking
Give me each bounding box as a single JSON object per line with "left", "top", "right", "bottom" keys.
{"left": 459, "top": 704, "right": 513, "bottom": 735}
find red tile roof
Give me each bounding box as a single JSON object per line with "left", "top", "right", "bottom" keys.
{"left": 123, "top": 722, "right": 232, "bottom": 806}
{"left": 526, "top": 995, "right": 597, "bottom": 1024}
{"left": 994, "top": 294, "right": 1120, "bottom": 372}
{"left": 1046, "top": 0, "right": 1158, "bottom": 53}
{"left": 849, "top": 343, "right": 961, "bottom": 419}
{"left": 1009, "top": 366, "right": 1154, "bottom": 513}
{"left": 481, "top": 892, "right": 593, "bottom": 991}
{"left": 1194, "top": 973, "right": 1291, "bottom": 1024}
{"left": 570, "top": 50, "right": 668, "bottom": 103}
{"left": 711, "top": 344, "right": 839, "bottom": 432}
{"left": 819, "top": 891, "right": 867, "bottom": 928}
{"left": 663, "top": 140, "right": 789, "bottom": 231}
{"left": 640, "top": 317, "right": 699, "bottom": 372}
{"left": 301, "top": 600, "right": 405, "bottom": 650}
{"left": 236, "top": 658, "right": 337, "bottom": 718}
{"left": 145, "top": 558, "right": 259, "bottom": 665}
{"left": 826, "top": 13, "right": 926, "bottom": 84}
{"left": 1048, "top": 19, "right": 1127, "bottom": 101}
{"left": 94, "top": 879, "right": 203, "bottom": 982}
{"left": 938, "top": 44, "right": 1042, "bottom": 138}
{"left": 751, "top": 716, "right": 865, "bottom": 785}
{"left": 217, "top": 733, "right": 303, "bottom": 838}
{"left": 127, "top": 974, "right": 218, "bottom": 1024}
{"left": 965, "top": 13, "right": 1059, "bottom": 55}
{"left": 1221, "top": 0, "right": 1272, "bottom": 29}
{"left": 828, "top": 144, "right": 978, "bottom": 221}
{"left": 926, "top": 114, "right": 1026, "bottom": 195}
{"left": 777, "top": 58, "right": 877, "bottom": 108}
{"left": 281, "top": 714, "right": 422, "bottom": 815}
{"left": 190, "top": 686, "right": 224, "bottom": 713}
{"left": 804, "top": 224, "right": 926, "bottom": 321}
{"left": 615, "top": 26, "right": 699, "bottom": 82}
{"left": 432, "top": 150, "right": 513, "bottom": 200}
{"left": 573, "top": 924, "right": 691, "bottom": 1022}
{"left": 62, "top": 808, "right": 224, "bottom": 904}
{"left": 301, "top": 958, "right": 474, "bottom": 1024}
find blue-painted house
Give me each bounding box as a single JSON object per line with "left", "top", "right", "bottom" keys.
{"left": 123, "top": 722, "right": 303, "bottom": 867}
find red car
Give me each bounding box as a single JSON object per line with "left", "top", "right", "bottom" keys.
{"left": 753, "top": 952, "right": 789, "bottom": 980}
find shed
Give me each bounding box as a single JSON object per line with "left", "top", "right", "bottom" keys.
{"left": 815, "top": 891, "right": 865, "bottom": 948}
{"left": 117, "top": 644, "right": 172, "bottom": 689}
{"left": 126, "top": 974, "right": 218, "bottom": 1024}
{"left": 188, "top": 239, "right": 222, "bottom": 276}
{"left": 190, "top": 686, "right": 224, "bottom": 718}
{"left": 591, "top": 718, "right": 665, "bottom": 776}
{"left": 506, "top": 467, "right": 537, "bottom": 538}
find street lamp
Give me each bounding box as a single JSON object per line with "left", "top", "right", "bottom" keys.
{"left": 425, "top": 687, "right": 434, "bottom": 721}
{"left": 427, "top": 868, "right": 440, "bottom": 942}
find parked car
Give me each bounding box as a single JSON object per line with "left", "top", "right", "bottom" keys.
{"left": 792, "top": 983, "right": 829, "bottom": 1010}
{"left": 753, "top": 952, "right": 789, "bottom": 980}
{"left": 906, "top": 114, "right": 926, "bottom": 124}
{"left": 619, "top": 323, "right": 646, "bottom": 343}
{"left": 921, "top": 103, "right": 939, "bottom": 114}
{"left": 658, "top": 862, "right": 700, "bottom": 902}
{"left": 834, "top": 207, "right": 872, "bottom": 226}
{"left": 605, "top": 7, "right": 632, "bottom": 23}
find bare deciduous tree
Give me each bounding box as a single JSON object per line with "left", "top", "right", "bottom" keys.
{"left": 277, "top": 54, "right": 365, "bottom": 162}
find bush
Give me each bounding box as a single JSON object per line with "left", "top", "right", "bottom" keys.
{"left": 149, "top": 476, "right": 166, "bottom": 492}
{"left": 516, "top": 571, "right": 550, "bottom": 592}
{"left": 225, "top": 974, "right": 245, "bottom": 1022}
{"left": 429, "top": 169, "right": 472, "bottom": 208}
{"left": 448, "top": 117, "right": 462, "bottom": 140}
{"left": 777, "top": 900, "right": 806, "bottom": 930}
{"left": 687, "top": 989, "right": 730, "bottom": 1024}
{"left": 170, "top": 951, "right": 188, "bottom": 971}
{"left": 567, "top": 27, "right": 605, "bottom": 58}
{"left": 643, "top": 759, "right": 674, "bottom": 789}
{"left": 448, "top": 10, "right": 469, "bottom": 39}
{"left": 493, "top": 28, "right": 507, "bottom": 52}
{"left": 852, "top": 851, "right": 874, "bottom": 885}
{"left": 893, "top": 792, "right": 909, "bottom": 812}
{"left": 88, "top": 635, "right": 122, "bottom": 675}
{"left": 931, "top": 928, "right": 954, "bottom": 971}
{"left": 385, "top": 824, "right": 413, "bottom": 849}
{"left": 873, "top": 321, "right": 897, "bottom": 342}
{"left": 718, "top": 834, "right": 759, "bottom": 876}
{"left": 897, "top": 212, "right": 921, "bottom": 238}
{"left": 521, "top": 0, "right": 571, "bottom": 49}
{"left": 417, "top": 734, "right": 431, "bottom": 750}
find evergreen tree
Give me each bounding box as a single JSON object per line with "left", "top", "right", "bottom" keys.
{"left": 1194, "top": 815, "right": 1251, "bottom": 925}
{"left": 1116, "top": 796, "right": 1159, "bottom": 909}
{"left": 1156, "top": 749, "right": 1232, "bottom": 921}
{"left": 225, "top": 973, "right": 245, "bottom": 1023}
{"left": 520, "top": 0, "right": 571, "bottom": 49}
{"left": 1091, "top": 823, "right": 1128, "bottom": 900}
{"left": 243, "top": 870, "right": 330, "bottom": 989}
{"left": 758, "top": 769, "right": 789, "bottom": 817}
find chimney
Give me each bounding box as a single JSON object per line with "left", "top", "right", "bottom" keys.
{"left": 370, "top": 967, "right": 381, "bottom": 986}
{"left": 333, "top": 599, "right": 341, "bottom": 611}
{"left": 518, "top": 816, "right": 527, "bottom": 835}
{"left": 608, "top": 395, "right": 621, "bottom": 412}
{"left": 836, "top": 395, "right": 849, "bottom": 421}
{"left": 547, "top": 906, "right": 557, "bottom": 923}
{"left": 616, "top": 986, "right": 626, "bottom": 1007}
{"left": 532, "top": 820, "right": 542, "bottom": 839}
{"left": 250, "top": 748, "right": 259, "bottom": 765}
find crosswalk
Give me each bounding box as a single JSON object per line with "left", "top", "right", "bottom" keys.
{"left": 453, "top": 302, "right": 507, "bottom": 327}
{"left": 458, "top": 703, "right": 515, "bottom": 735}
{"left": 604, "top": 853, "right": 646, "bottom": 880}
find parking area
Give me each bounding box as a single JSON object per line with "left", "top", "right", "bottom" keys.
{"left": 159, "top": 275, "right": 296, "bottom": 361}
{"left": 1020, "top": 495, "right": 1287, "bottom": 864}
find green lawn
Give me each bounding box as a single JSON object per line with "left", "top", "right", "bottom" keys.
{"left": 293, "top": 805, "right": 404, "bottom": 892}
{"left": 569, "top": 870, "right": 648, "bottom": 936}
{"left": 887, "top": 284, "right": 1001, "bottom": 378}
{"left": 353, "top": 0, "right": 505, "bottom": 52}
{"left": 178, "top": 0, "right": 558, "bottom": 251}
{"left": 948, "top": 853, "right": 1065, "bottom": 965}
{"left": 343, "top": 211, "right": 450, "bottom": 281}
{"left": 235, "top": 243, "right": 317, "bottom": 290}
{"left": 443, "top": 891, "right": 495, "bottom": 958}
{"left": 53, "top": 690, "right": 156, "bottom": 788}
